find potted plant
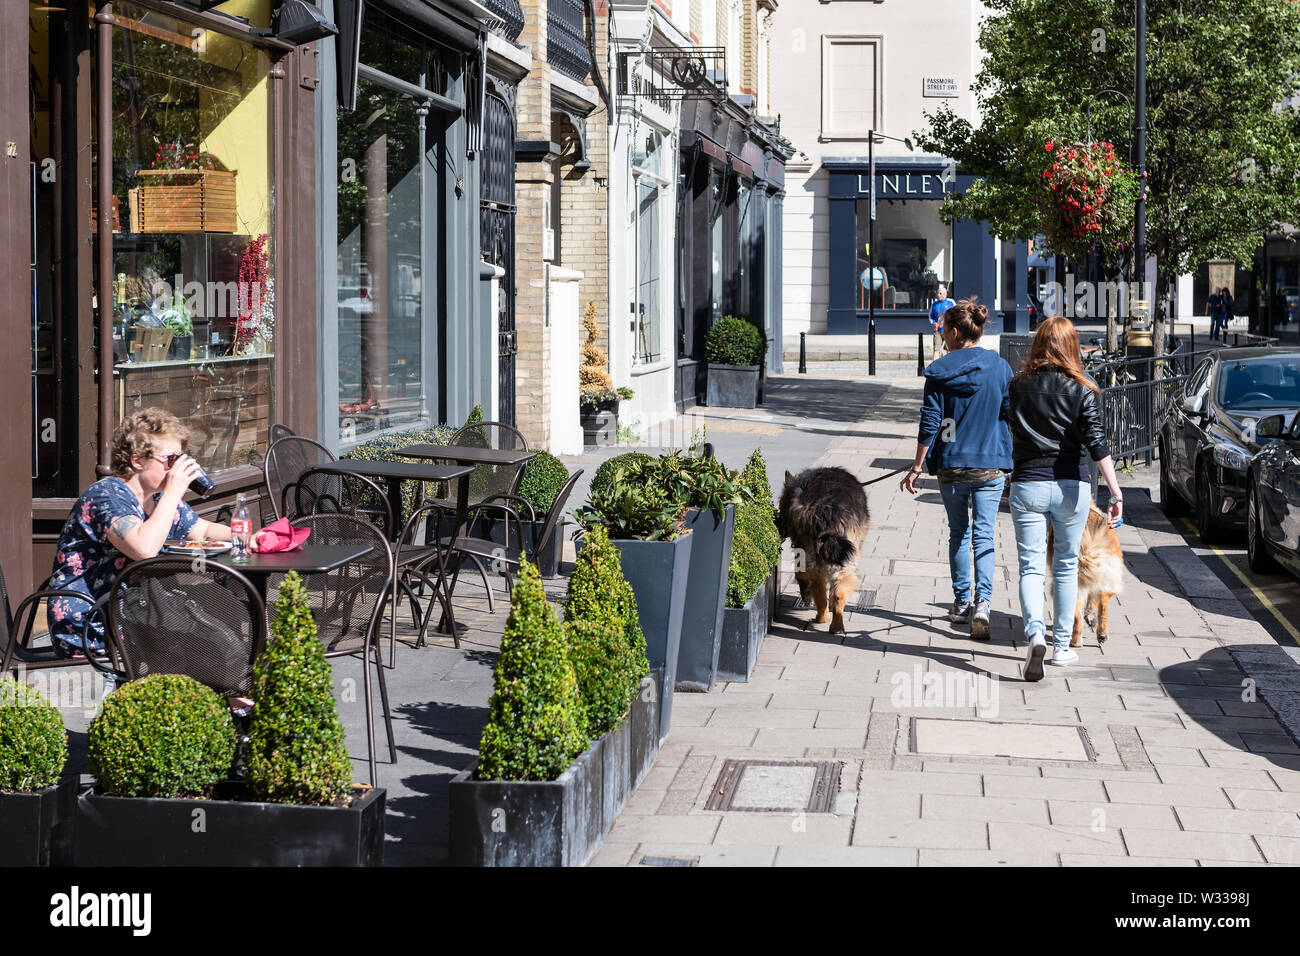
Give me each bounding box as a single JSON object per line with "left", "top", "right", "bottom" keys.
{"left": 718, "top": 450, "right": 783, "bottom": 682}
{"left": 706, "top": 315, "right": 766, "bottom": 409}
{"left": 0, "top": 678, "right": 74, "bottom": 866}
{"left": 448, "top": 560, "right": 597, "bottom": 866}
{"left": 75, "top": 573, "right": 385, "bottom": 866}
{"left": 161, "top": 288, "right": 193, "bottom": 361}
{"left": 573, "top": 463, "right": 691, "bottom": 742}
{"left": 563, "top": 526, "right": 658, "bottom": 791}
{"left": 579, "top": 300, "right": 633, "bottom": 445}
{"left": 652, "top": 450, "right": 750, "bottom": 693}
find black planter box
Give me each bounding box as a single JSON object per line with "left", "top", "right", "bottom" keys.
{"left": 610, "top": 533, "right": 692, "bottom": 742}
{"left": 705, "top": 364, "right": 760, "bottom": 409}
{"left": 676, "top": 505, "right": 736, "bottom": 692}
{"left": 0, "top": 777, "right": 77, "bottom": 866}
{"left": 449, "top": 734, "right": 607, "bottom": 867}
{"left": 581, "top": 405, "right": 619, "bottom": 447}
{"left": 717, "top": 565, "right": 778, "bottom": 683}
{"left": 629, "top": 671, "right": 661, "bottom": 790}
{"left": 74, "top": 785, "right": 385, "bottom": 866}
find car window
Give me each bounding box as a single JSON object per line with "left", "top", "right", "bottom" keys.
{"left": 1185, "top": 359, "right": 1212, "bottom": 397}
{"left": 1216, "top": 357, "right": 1300, "bottom": 410}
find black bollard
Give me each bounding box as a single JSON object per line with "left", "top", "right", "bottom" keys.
{"left": 917, "top": 333, "right": 925, "bottom": 375}
{"left": 868, "top": 319, "right": 877, "bottom": 376}
{"left": 799, "top": 331, "right": 807, "bottom": 374}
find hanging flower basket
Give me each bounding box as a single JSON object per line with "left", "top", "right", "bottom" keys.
{"left": 1035, "top": 140, "right": 1139, "bottom": 262}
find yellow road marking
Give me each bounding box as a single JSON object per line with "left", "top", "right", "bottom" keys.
{"left": 1179, "top": 518, "right": 1300, "bottom": 643}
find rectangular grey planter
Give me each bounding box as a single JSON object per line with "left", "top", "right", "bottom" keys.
{"left": 0, "top": 777, "right": 76, "bottom": 866}
{"left": 706, "top": 364, "right": 760, "bottom": 409}
{"left": 610, "top": 533, "right": 692, "bottom": 742}
{"left": 601, "top": 716, "right": 631, "bottom": 830}
{"left": 676, "top": 505, "right": 736, "bottom": 692}
{"left": 74, "top": 785, "right": 385, "bottom": 866}
{"left": 717, "top": 564, "right": 778, "bottom": 683}
{"left": 629, "top": 670, "right": 661, "bottom": 790}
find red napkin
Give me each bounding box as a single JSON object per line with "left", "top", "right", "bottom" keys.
{"left": 249, "top": 518, "right": 310, "bottom": 553}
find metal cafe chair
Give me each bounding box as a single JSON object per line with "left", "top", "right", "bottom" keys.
{"left": 263, "top": 435, "right": 337, "bottom": 521}
{"left": 392, "top": 502, "right": 460, "bottom": 656}
{"left": 275, "top": 512, "right": 396, "bottom": 786}
{"left": 99, "top": 556, "right": 267, "bottom": 701}
{"left": 288, "top": 466, "right": 396, "bottom": 539}
{"left": 0, "top": 563, "right": 112, "bottom": 677}
{"left": 420, "top": 420, "right": 531, "bottom": 514}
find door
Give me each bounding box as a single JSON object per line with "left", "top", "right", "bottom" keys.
{"left": 1175, "top": 359, "right": 1213, "bottom": 499}
{"left": 480, "top": 89, "right": 516, "bottom": 428}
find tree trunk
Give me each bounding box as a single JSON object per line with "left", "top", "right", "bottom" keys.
{"left": 1152, "top": 271, "right": 1171, "bottom": 359}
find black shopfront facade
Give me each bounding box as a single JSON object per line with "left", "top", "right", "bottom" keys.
{"left": 675, "top": 94, "right": 788, "bottom": 409}
{"left": 824, "top": 157, "right": 998, "bottom": 335}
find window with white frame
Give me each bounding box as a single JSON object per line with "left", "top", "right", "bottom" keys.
{"left": 633, "top": 127, "right": 670, "bottom": 366}
{"left": 821, "top": 36, "right": 881, "bottom": 140}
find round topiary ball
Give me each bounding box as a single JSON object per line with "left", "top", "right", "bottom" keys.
{"left": 0, "top": 678, "right": 68, "bottom": 792}
{"left": 591, "top": 452, "right": 653, "bottom": 497}
{"left": 87, "top": 674, "right": 236, "bottom": 798}
{"left": 517, "top": 450, "right": 570, "bottom": 517}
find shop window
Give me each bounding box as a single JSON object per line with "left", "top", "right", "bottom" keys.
{"left": 821, "top": 37, "right": 881, "bottom": 140}
{"left": 635, "top": 179, "right": 662, "bottom": 364}
{"left": 102, "top": 2, "right": 275, "bottom": 473}
{"left": 854, "top": 197, "right": 951, "bottom": 311}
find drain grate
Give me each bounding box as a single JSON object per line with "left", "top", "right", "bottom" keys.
{"left": 705, "top": 759, "right": 841, "bottom": 812}
{"left": 639, "top": 855, "right": 698, "bottom": 867}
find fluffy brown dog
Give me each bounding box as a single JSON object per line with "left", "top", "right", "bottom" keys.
{"left": 778, "top": 467, "right": 871, "bottom": 634}
{"left": 1046, "top": 504, "right": 1124, "bottom": 646}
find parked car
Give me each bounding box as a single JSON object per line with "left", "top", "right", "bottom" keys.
{"left": 1157, "top": 347, "right": 1300, "bottom": 543}
{"left": 1247, "top": 413, "right": 1300, "bottom": 579}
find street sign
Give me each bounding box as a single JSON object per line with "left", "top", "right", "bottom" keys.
{"left": 923, "top": 77, "right": 960, "bottom": 98}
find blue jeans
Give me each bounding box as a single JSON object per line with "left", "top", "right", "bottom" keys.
{"left": 939, "top": 477, "right": 1005, "bottom": 604}
{"left": 1010, "top": 480, "right": 1090, "bottom": 650}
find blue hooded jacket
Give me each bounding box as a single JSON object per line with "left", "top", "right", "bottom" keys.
{"left": 918, "top": 347, "right": 1014, "bottom": 473}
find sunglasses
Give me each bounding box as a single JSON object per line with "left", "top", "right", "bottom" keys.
{"left": 152, "top": 453, "right": 183, "bottom": 468}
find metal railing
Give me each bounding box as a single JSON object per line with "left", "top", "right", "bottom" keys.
{"left": 547, "top": 0, "right": 590, "bottom": 83}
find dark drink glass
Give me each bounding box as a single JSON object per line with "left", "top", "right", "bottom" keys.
{"left": 189, "top": 465, "right": 216, "bottom": 499}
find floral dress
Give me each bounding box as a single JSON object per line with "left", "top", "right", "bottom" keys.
{"left": 47, "top": 477, "right": 197, "bottom": 651}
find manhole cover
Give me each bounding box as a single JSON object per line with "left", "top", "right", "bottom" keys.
{"left": 705, "top": 759, "right": 841, "bottom": 812}
{"left": 910, "top": 718, "right": 1095, "bottom": 762}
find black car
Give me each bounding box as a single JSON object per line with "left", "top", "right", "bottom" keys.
{"left": 1247, "top": 413, "right": 1300, "bottom": 579}
{"left": 1157, "top": 347, "right": 1300, "bottom": 543}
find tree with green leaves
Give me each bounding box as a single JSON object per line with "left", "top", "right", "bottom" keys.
{"left": 916, "top": 0, "right": 1300, "bottom": 352}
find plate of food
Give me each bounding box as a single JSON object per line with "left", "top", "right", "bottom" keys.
{"left": 163, "top": 539, "right": 232, "bottom": 555}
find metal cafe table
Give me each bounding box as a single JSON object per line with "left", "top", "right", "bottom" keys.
{"left": 398, "top": 443, "right": 537, "bottom": 523}
{"left": 306, "top": 459, "right": 475, "bottom": 542}
{"left": 201, "top": 544, "right": 376, "bottom": 603}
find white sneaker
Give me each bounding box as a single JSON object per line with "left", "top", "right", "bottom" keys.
{"left": 1049, "top": 648, "right": 1079, "bottom": 667}
{"left": 970, "top": 600, "right": 991, "bottom": 640}
{"left": 1023, "top": 633, "right": 1047, "bottom": 682}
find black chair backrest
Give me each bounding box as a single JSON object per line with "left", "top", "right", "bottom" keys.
{"left": 450, "top": 420, "right": 530, "bottom": 499}
{"left": 105, "top": 556, "right": 266, "bottom": 698}
{"left": 269, "top": 423, "right": 297, "bottom": 445}
{"left": 289, "top": 466, "right": 394, "bottom": 537}
{"left": 534, "top": 468, "right": 583, "bottom": 556}
{"left": 264, "top": 436, "right": 337, "bottom": 520}
{"left": 285, "top": 513, "right": 392, "bottom": 658}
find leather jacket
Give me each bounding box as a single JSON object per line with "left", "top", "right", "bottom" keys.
{"left": 1005, "top": 368, "right": 1109, "bottom": 467}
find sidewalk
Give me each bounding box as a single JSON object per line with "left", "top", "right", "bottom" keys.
{"left": 595, "top": 375, "right": 1300, "bottom": 867}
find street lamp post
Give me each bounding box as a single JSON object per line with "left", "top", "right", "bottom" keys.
{"left": 867, "top": 131, "right": 913, "bottom": 376}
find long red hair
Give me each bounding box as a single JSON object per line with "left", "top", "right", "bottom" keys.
{"left": 1015, "top": 316, "right": 1098, "bottom": 393}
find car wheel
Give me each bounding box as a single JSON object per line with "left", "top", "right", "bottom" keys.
{"left": 1247, "top": 481, "right": 1280, "bottom": 573}
{"left": 1158, "top": 441, "right": 1188, "bottom": 517}
{"left": 1195, "top": 463, "right": 1225, "bottom": 545}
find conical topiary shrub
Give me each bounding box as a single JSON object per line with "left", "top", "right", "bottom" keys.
{"left": 565, "top": 619, "right": 637, "bottom": 738}
{"left": 579, "top": 300, "right": 614, "bottom": 393}
{"left": 477, "top": 561, "right": 589, "bottom": 780}
{"left": 245, "top": 570, "right": 353, "bottom": 805}
{"left": 565, "top": 525, "right": 649, "bottom": 681}
{"left": 0, "top": 677, "right": 68, "bottom": 792}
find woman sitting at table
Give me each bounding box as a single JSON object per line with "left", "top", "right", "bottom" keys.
{"left": 47, "top": 408, "right": 231, "bottom": 657}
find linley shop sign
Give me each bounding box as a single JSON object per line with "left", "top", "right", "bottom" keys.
{"left": 856, "top": 172, "right": 954, "bottom": 197}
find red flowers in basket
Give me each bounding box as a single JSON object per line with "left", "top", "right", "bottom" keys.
{"left": 1034, "top": 140, "right": 1137, "bottom": 260}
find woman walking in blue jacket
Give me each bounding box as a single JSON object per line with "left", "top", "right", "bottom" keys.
{"left": 901, "top": 299, "right": 1014, "bottom": 639}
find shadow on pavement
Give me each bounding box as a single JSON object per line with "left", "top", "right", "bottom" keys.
{"left": 764, "top": 375, "right": 892, "bottom": 423}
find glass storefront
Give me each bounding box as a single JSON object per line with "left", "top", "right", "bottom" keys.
{"left": 100, "top": 2, "right": 275, "bottom": 472}
{"left": 853, "top": 198, "right": 951, "bottom": 312}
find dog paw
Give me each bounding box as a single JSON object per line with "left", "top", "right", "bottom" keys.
{"left": 1084, "top": 609, "right": 1098, "bottom": 628}
{"left": 1097, "top": 632, "right": 1108, "bottom": 645}
{"left": 814, "top": 613, "right": 830, "bottom": 624}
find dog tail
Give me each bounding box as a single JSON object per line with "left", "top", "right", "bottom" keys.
{"left": 816, "top": 533, "right": 857, "bottom": 566}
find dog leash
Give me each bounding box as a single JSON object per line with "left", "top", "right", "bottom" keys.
{"left": 859, "top": 464, "right": 914, "bottom": 487}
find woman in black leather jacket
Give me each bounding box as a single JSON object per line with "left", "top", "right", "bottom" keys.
{"left": 1006, "top": 317, "right": 1123, "bottom": 681}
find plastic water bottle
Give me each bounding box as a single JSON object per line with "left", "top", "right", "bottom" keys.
{"left": 230, "top": 493, "right": 252, "bottom": 562}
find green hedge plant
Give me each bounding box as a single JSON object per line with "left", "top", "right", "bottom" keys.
{"left": 706, "top": 315, "right": 765, "bottom": 367}
{"left": 591, "top": 451, "right": 653, "bottom": 496}
{"left": 245, "top": 570, "right": 353, "bottom": 805}
{"left": 565, "top": 525, "right": 649, "bottom": 681}
{"left": 0, "top": 678, "right": 68, "bottom": 792}
{"left": 517, "top": 450, "right": 570, "bottom": 517}
{"left": 477, "top": 561, "right": 589, "bottom": 780}
{"left": 87, "top": 674, "right": 236, "bottom": 798}
{"left": 726, "top": 530, "right": 769, "bottom": 609}
{"left": 565, "top": 619, "right": 637, "bottom": 738}
{"left": 345, "top": 424, "right": 454, "bottom": 520}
